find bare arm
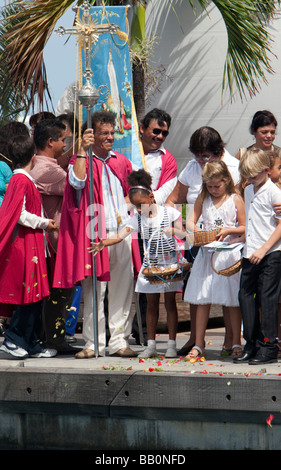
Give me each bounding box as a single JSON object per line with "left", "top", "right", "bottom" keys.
{"left": 249, "top": 219, "right": 281, "bottom": 264}
{"left": 88, "top": 226, "right": 132, "bottom": 255}
{"left": 185, "top": 194, "right": 203, "bottom": 233}
{"left": 165, "top": 180, "right": 189, "bottom": 207}
{"left": 165, "top": 215, "right": 188, "bottom": 241}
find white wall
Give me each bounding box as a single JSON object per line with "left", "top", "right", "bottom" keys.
{"left": 145, "top": 0, "right": 281, "bottom": 172}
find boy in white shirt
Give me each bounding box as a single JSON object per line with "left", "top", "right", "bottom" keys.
{"left": 234, "top": 148, "right": 281, "bottom": 364}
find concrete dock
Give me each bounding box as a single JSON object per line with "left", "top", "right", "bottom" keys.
{"left": 0, "top": 328, "right": 281, "bottom": 451}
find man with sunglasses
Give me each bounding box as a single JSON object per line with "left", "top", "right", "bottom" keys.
{"left": 139, "top": 108, "right": 177, "bottom": 205}
{"left": 133, "top": 109, "right": 177, "bottom": 346}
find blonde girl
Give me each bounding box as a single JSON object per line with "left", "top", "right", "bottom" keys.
{"left": 184, "top": 161, "right": 246, "bottom": 359}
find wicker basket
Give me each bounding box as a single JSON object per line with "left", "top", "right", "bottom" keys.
{"left": 188, "top": 229, "right": 220, "bottom": 247}
{"left": 142, "top": 262, "right": 192, "bottom": 284}
{"left": 142, "top": 229, "right": 191, "bottom": 284}
{"left": 210, "top": 251, "right": 242, "bottom": 277}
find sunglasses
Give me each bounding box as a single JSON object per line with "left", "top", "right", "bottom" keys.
{"left": 152, "top": 128, "right": 169, "bottom": 138}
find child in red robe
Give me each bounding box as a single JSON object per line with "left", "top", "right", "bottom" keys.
{"left": 0, "top": 135, "right": 57, "bottom": 358}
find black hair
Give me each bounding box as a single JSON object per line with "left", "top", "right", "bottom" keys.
{"left": 0, "top": 121, "right": 30, "bottom": 169}
{"left": 29, "top": 111, "right": 56, "bottom": 127}
{"left": 57, "top": 112, "right": 79, "bottom": 136}
{"left": 141, "top": 108, "right": 171, "bottom": 129}
{"left": 250, "top": 110, "right": 278, "bottom": 134}
{"left": 189, "top": 126, "right": 225, "bottom": 158}
{"left": 81, "top": 110, "right": 116, "bottom": 134}
{"left": 8, "top": 135, "right": 35, "bottom": 169}
{"left": 127, "top": 169, "right": 152, "bottom": 197}
{"left": 33, "top": 119, "right": 66, "bottom": 151}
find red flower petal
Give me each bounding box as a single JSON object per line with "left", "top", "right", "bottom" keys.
{"left": 266, "top": 414, "right": 274, "bottom": 427}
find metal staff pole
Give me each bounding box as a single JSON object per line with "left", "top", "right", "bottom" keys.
{"left": 78, "top": 80, "right": 99, "bottom": 358}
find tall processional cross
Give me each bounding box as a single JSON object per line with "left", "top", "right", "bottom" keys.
{"left": 56, "top": 0, "right": 120, "bottom": 358}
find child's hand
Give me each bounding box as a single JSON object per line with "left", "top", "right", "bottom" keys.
{"left": 88, "top": 240, "right": 104, "bottom": 255}
{"left": 164, "top": 227, "right": 174, "bottom": 237}
{"left": 249, "top": 247, "right": 267, "bottom": 264}
{"left": 46, "top": 220, "right": 58, "bottom": 232}
{"left": 216, "top": 227, "right": 229, "bottom": 241}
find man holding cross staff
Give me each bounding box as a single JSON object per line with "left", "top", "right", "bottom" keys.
{"left": 53, "top": 110, "right": 141, "bottom": 358}
{"left": 53, "top": 1, "right": 141, "bottom": 358}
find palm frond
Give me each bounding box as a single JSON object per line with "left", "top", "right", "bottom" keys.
{"left": 0, "top": 2, "right": 36, "bottom": 121}
{"left": 0, "top": 0, "right": 79, "bottom": 108}
{"left": 212, "top": 0, "right": 281, "bottom": 99}
{"left": 1, "top": 0, "right": 281, "bottom": 110}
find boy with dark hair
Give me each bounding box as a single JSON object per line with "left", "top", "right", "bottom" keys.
{"left": 33, "top": 118, "right": 66, "bottom": 152}
{"left": 0, "top": 135, "right": 57, "bottom": 358}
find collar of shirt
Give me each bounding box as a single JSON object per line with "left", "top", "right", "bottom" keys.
{"left": 34, "top": 154, "right": 60, "bottom": 166}
{"left": 92, "top": 150, "right": 117, "bottom": 162}
{"left": 13, "top": 168, "right": 36, "bottom": 184}
{"left": 249, "top": 178, "right": 271, "bottom": 200}
{"left": 146, "top": 145, "right": 166, "bottom": 155}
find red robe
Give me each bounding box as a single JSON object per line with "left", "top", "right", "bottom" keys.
{"left": 0, "top": 172, "right": 50, "bottom": 305}
{"left": 53, "top": 152, "right": 141, "bottom": 289}
{"left": 156, "top": 149, "right": 177, "bottom": 190}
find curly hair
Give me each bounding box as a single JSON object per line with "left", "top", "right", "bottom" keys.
{"left": 127, "top": 169, "right": 152, "bottom": 197}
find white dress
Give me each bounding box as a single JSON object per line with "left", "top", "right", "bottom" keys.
{"left": 184, "top": 194, "right": 241, "bottom": 306}
{"left": 127, "top": 205, "right": 184, "bottom": 293}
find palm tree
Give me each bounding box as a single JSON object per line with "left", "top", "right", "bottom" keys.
{"left": 0, "top": 0, "right": 280, "bottom": 121}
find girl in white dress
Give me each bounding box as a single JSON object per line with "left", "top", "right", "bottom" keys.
{"left": 184, "top": 161, "right": 246, "bottom": 359}
{"left": 89, "top": 169, "right": 187, "bottom": 359}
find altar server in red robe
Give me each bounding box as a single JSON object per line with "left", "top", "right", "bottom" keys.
{"left": 0, "top": 135, "right": 57, "bottom": 359}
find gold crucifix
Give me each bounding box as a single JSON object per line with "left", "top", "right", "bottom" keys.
{"left": 55, "top": 0, "right": 120, "bottom": 85}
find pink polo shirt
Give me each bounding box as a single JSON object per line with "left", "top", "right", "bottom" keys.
{"left": 30, "top": 155, "right": 66, "bottom": 251}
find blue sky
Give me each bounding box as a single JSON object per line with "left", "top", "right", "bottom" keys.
{"left": 44, "top": 7, "right": 78, "bottom": 111}
{"left": 0, "top": 2, "right": 78, "bottom": 112}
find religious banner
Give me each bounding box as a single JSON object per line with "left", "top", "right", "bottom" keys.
{"left": 78, "top": 4, "right": 144, "bottom": 168}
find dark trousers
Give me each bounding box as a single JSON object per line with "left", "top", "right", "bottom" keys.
{"left": 4, "top": 301, "right": 44, "bottom": 355}
{"left": 239, "top": 251, "right": 281, "bottom": 358}
{"left": 42, "top": 287, "right": 74, "bottom": 349}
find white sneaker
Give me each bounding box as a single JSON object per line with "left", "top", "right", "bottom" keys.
{"left": 165, "top": 346, "right": 178, "bottom": 358}
{"left": 0, "top": 340, "right": 29, "bottom": 358}
{"left": 30, "top": 348, "right": 57, "bottom": 358}
{"left": 138, "top": 346, "right": 157, "bottom": 358}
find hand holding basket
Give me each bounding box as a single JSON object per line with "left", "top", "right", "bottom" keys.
{"left": 142, "top": 230, "right": 192, "bottom": 284}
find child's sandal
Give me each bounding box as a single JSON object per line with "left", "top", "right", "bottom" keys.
{"left": 186, "top": 345, "right": 206, "bottom": 360}
{"left": 232, "top": 344, "right": 243, "bottom": 357}
{"left": 220, "top": 347, "right": 232, "bottom": 357}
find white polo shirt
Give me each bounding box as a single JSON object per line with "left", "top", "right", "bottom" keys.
{"left": 244, "top": 178, "right": 281, "bottom": 258}
{"left": 178, "top": 149, "right": 240, "bottom": 218}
